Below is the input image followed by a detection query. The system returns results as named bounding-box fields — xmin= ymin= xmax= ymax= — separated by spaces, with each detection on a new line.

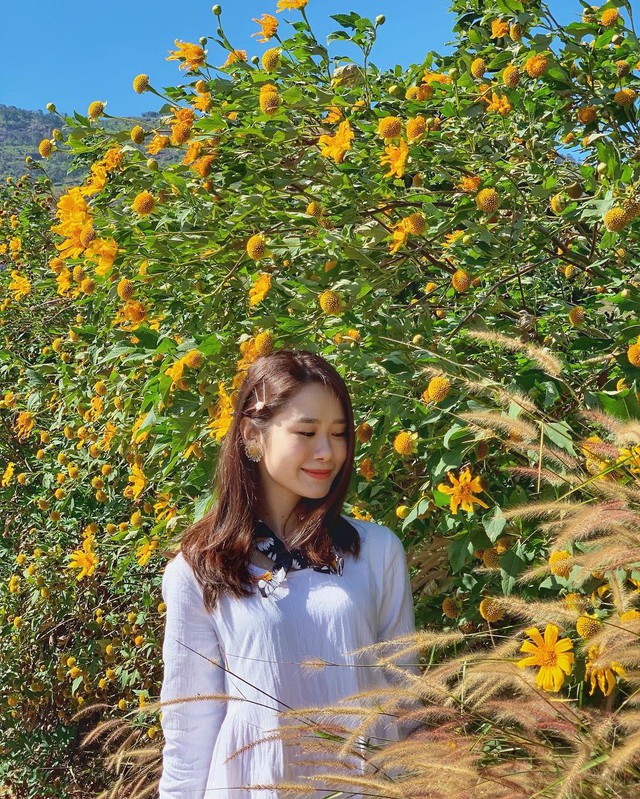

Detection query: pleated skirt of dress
xmin=205 ymin=703 xmax=378 ymax=799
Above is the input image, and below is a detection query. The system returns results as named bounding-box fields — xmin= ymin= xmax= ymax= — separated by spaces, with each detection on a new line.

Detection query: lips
xmin=302 ymin=468 xmax=333 ymax=477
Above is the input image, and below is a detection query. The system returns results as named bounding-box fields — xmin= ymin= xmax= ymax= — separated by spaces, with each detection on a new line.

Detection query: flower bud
xmin=199 ymin=36 xmax=208 ymax=46
xmin=375 ymin=15 xmax=386 ymax=25
xmin=46 ymin=102 xmax=56 ymax=113
xmin=212 ymin=4 xmax=221 ymax=14
xmin=146 ymin=158 xmax=159 ymax=171
xmin=251 ymin=55 xmax=260 ymax=65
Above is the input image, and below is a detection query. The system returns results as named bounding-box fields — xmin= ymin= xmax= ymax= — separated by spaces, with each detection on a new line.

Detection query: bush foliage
xmin=1 ymin=0 xmax=640 ymax=796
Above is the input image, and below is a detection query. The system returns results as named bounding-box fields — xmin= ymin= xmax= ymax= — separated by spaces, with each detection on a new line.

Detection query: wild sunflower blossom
xmin=389 ymin=221 xmax=410 ymax=253
xmin=113 ymin=299 xmax=147 ymax=332
xmin=393 ymin=430 xmax=418 ymax=456
xmin=549 ymin=550 xmax=573 ymax=578
xmin=388 ymin=213 xmax=424 ymax=253
xmin=323 ymin=105 xmax=343 ymax=123
xmin=585 ymin=645 xmax=626 ymax=696
xmin=166 ymin=40 xmax=206 ymax=71
xmin=380 ymin=138 xmax=409 ymax=179
xmin=81 ymin=162 xmax=108 ymax=197
xmin=51 ymin=186 xmax=93 ymax=259
xmin=406 ymin=115 xmax=426 ymax=141
xmin=136 ymin=539 xmax=158 ymax=567
xmin=146 ymin=133 xmax=171 ymax=155
xmin=9 ymin=271 xmax=31 ymax=301
xmin=318 ymin=119 xmax=354 ymax=164
xmin=1 ymin=462 xmax=15 ymax=487
xmin=193 ymin=92 xmax=212 ymax=112
xmin=192 ymin=154 xmax=216 ymax=178
xmin=164 ymin=358 xmax=189 ymax=392
xmin=437 ymin=467 xmax=489 ymax=515
xmin=458 ymin=175 xmax=481 ymax=193
xmin=277 ymin=0 xmax=308 ymax=11
xmin=252 ymin=13 xmax=278 ymax=42
xmin=377 ymin=116 xmax=403 ymax=142
xmin=618 ymin=445 xmax=640 ymax=474
xmin=486 ymin=92 xmax=512 ymax=116
xmin=67 ymin=537 xmax=99 ymax=581
xmin=490 ymin=19 xmax=510 ymax=38
xmin=15 ymin=411 xmax=35 ymax=440
xmin=183 ymin=140 xmax=204 ymax=165
xmin=443 ymin=229 xmax=464 ymax=248
xmin=249 ymin=272 xmax=272 ymax=306
xmin=206 ymin=382 xmax=235 ymax=441
xmin=132 ymin=191 xmax=155 ymax=216
xmin=516 ymin=624 xmax=574 ymax=693
xmin=422 ymin=69 xmax=451 ymax=85
xmin=127 ymin=462 xmax=147 ymax=500
xmin=221 ymin=49 xmax=247 ymax=69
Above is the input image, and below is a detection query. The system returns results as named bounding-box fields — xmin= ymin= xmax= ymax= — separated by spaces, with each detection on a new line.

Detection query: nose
xmin=313 ymin=434 xmax=335 ymax=460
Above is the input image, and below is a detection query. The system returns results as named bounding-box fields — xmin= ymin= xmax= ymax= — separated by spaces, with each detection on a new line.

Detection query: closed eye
xmin=297 ymin=432 xmax=347 ymax=437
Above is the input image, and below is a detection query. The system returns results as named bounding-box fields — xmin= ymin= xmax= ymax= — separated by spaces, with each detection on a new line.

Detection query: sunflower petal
xmin=544 ymin=623 xmax=559 ymax=649
xmin=524 ymin=627 xmax=544 ymax=647
xmin=516 ymin=655 xmax=540 ymax=668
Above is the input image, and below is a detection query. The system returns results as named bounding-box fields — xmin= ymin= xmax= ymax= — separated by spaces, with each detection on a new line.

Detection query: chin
xmin=299 ymin=484 xmax=331 ymax=498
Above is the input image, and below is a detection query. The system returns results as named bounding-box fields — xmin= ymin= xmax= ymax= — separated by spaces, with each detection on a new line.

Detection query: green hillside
xmin=0 ymin=104 xmax=168 ymax=189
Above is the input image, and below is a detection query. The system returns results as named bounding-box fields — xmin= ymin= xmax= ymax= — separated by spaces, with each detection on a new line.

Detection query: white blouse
xmin=158 ymin=516 xmax=421 ymax=799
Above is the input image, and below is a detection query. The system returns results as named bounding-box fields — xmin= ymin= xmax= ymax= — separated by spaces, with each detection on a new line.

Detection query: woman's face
xmin=245 ymin=383 xmax=349 ymax=522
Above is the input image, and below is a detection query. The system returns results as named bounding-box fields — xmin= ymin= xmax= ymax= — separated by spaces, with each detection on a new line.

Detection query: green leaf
xmin=443 ymin=423 xmax=469 ymax=449
xmin=544 ymin=421 xmax=576 ymax=455
xmin=281 ymin=87 xmax=304 ymax=105
xmin=500 ymin=545 xmax=527 ymax=596
xmin=193 ymin=491 xmax=215 ymax=523
xmin=598 ymin=390 xmax=640 ymax=420
xmin=401 ymin=504 xmax=419 ymax=530
xmin=448 ymin=535 xmax=474 ymax=573
xmin=327 ymin=31 xmax=351 ymax=43
xmin=483 ymin=507 xmax=506 ymax=543
xmin=329 ymin=12 xmax=362 ymax=30
xmin=434 ymin=450 xmax=464 ymax=474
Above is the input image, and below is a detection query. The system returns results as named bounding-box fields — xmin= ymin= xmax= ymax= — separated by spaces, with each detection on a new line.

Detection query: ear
xmin=239 ymin=417 xmax=260 ymax=446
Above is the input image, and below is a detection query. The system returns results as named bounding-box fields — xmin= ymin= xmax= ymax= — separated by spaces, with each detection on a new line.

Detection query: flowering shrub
xmin=2 ymin=0 xmax=640 ymax=795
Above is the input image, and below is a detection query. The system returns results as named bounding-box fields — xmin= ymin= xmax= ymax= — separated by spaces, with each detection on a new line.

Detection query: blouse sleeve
xmin=376 ymin=528 xmax=424 ymax=739
xmin=376 ymin=529 xmax=421 ymax=679
xmin=158 ymin=554 xmax=227 ymax=799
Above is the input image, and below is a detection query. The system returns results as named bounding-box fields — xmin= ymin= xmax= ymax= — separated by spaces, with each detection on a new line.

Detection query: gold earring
xmin=244 ymin=440 xmax=263 ymax=462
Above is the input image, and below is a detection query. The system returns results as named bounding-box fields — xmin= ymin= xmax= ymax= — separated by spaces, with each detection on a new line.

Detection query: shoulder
xmin=162 ymin=551 xmax=204 ymax=600
xmin=340 ymin=514 xmax=405 ymax=558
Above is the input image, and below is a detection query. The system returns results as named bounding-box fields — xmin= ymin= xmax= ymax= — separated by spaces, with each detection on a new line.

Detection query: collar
xmin=251 ymin=518 xmax=345 ymax=597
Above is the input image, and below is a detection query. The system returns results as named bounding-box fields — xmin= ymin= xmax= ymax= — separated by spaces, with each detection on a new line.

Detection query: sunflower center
xmin=540 ymin=649 xmax=557 ymax=667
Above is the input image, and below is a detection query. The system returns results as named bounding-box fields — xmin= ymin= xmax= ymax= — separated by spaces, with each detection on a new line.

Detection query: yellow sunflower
xmin=516 ymin=624 xmax=574 ymax=692
xmin=437 ymin=467 xmax=489 ymax=515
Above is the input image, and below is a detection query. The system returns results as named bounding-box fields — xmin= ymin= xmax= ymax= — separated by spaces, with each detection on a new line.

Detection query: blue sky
xmin=2 ymin=1 xmax=639 ymax=117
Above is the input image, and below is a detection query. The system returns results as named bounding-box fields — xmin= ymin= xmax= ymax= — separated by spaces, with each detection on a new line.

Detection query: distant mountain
xmin=0 ymin=104 xmax=165 ymax=189
xmin=0 ymin=104 xmax=67 ymax=183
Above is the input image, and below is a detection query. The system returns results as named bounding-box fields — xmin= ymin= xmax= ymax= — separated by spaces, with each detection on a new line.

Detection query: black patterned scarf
xmin=251 ymin=518 xmax=346 ymax=598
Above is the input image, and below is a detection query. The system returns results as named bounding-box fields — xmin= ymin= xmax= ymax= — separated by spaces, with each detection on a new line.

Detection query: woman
xmin=159 ymin=349 xmax=421 ymax=798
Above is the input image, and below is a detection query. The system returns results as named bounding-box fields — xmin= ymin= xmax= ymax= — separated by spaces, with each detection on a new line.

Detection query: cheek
xmin=278 ymin=436 xmax=308 ymax=459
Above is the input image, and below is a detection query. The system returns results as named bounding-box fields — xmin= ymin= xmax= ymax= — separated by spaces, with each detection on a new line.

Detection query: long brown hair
xmin=175 ymin=349 xmax=361 ymax=612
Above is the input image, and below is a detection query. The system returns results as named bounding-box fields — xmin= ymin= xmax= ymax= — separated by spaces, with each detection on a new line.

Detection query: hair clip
xmin=254 ymin=378 xmax=267 ymax=411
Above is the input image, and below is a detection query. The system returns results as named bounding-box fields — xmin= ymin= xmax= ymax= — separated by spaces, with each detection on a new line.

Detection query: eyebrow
xmin=292 ymin=417 xmax=347 ymax=424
